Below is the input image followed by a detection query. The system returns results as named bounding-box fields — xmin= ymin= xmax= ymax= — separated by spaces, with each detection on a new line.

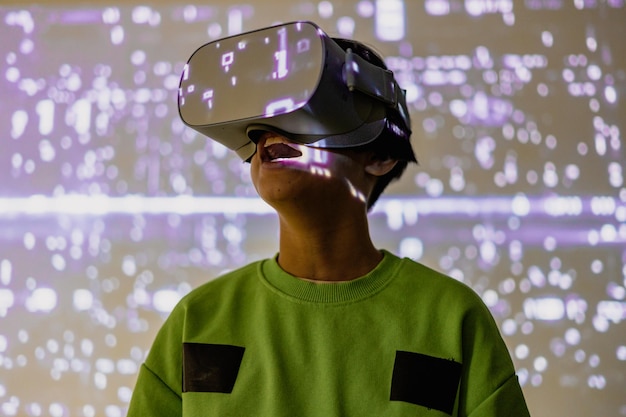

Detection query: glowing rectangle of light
xmin=0 ymin=195 xmax=274 ymax=215
xmin=228 ymin=7 xmax=243 ymax=35
xmin=36 ymin=99 xmax=54 ymax=135
xmin=0 ymin=260 xmax=11 ymax=285
xmin=375 ymin=0 xmax=405 ymax=41
xmin=0 ymin=195 xmax=622 ymax=220
xmin=523 ymin=297 xmax=565 ymax=321
xmin=425 ymin=0 xmax=451 ymax=15
xmin=71 ymin=99 xmax=92 ymax=134
xmin=597 ymin=301 xmax=626 ymax=323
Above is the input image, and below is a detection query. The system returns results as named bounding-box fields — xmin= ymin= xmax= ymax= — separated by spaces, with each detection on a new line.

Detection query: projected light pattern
xmin=0 ymin=2 xmax=625 ymax=417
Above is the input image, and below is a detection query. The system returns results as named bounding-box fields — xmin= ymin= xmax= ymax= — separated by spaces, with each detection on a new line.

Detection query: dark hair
xmin=332 ymin=38 xmax=418 ymax=210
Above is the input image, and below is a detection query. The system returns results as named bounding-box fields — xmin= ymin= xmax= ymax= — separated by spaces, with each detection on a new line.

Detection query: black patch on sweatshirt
xmin=390 ymin=350 xmax=462 ymax=415
xmin=182 ymin=343 xmax=245 ymax=393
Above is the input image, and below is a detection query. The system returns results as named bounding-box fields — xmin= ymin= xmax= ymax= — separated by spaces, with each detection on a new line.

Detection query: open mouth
xmin=262 ymin=137 xmax=303 ymax=161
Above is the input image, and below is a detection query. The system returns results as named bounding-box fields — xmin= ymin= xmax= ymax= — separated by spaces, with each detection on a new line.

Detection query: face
xmin=249 ymin=131 xmax=374 ymax=213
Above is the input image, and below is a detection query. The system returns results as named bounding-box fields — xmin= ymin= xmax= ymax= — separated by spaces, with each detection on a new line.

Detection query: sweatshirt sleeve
xmin=126 ymin=363 xmax=182 ymax=417
xmin=127 ymin=303 xmax=186 ymax=417
xmin=467 ymin=373 xmax=530 ymax=417
xmin=456 ymin=296 xmax=531 ymax=417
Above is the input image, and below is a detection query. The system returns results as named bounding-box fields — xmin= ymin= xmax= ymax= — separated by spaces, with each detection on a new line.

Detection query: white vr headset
xmin=178 ymin=21 xmax=411 ymax=161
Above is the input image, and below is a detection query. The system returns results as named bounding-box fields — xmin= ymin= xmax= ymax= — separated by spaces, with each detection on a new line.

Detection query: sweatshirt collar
xmin=259 ymin=250 xmax=399 ymax=304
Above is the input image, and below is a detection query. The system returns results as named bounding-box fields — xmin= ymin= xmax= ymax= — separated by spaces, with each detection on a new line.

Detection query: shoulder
xmin=147 ymin=258 xmax=267 ymax=347
xmin=170 ymin=258 xmax=267 ymax=315
xmin=384 ymin=251 xmax=489 ymax=314
xmin=387 ymin=251 xmax=479 ymax=295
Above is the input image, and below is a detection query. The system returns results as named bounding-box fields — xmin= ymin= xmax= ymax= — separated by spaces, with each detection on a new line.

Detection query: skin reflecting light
xmin=260 ymin=142 xmax=374 ymax=204
xmin=346 ymin=179 xmax=366 ymax=202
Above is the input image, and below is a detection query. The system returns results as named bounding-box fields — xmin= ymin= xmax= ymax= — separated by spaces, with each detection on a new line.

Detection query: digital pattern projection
xmin=0 ymin=1 xmax=625 ymax=416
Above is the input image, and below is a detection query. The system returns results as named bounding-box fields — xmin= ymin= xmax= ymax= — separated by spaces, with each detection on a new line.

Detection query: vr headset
xmin=178 ymin=21 xmax=411 ymax=161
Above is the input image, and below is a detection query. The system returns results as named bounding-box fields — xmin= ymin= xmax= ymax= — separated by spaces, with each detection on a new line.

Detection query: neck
xmin=276 ymin=211 xmax=382 ymax=282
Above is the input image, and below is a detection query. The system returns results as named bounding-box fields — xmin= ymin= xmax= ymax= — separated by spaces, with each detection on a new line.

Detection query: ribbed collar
xmin=258 ymin=250 xmax=400 ymax=304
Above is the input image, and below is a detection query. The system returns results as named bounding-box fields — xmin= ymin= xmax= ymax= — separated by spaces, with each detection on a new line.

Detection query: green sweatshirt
xmin=127 ymin=250 xmax=530 ymax=416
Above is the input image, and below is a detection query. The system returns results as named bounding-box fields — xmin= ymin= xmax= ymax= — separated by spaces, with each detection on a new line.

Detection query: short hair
xmin=332 ymin=38 xmax=418 ymax=210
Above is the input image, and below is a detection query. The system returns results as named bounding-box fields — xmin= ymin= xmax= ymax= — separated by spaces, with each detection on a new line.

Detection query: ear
xmin=364 ymin=157 xmax=398 ymax=177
